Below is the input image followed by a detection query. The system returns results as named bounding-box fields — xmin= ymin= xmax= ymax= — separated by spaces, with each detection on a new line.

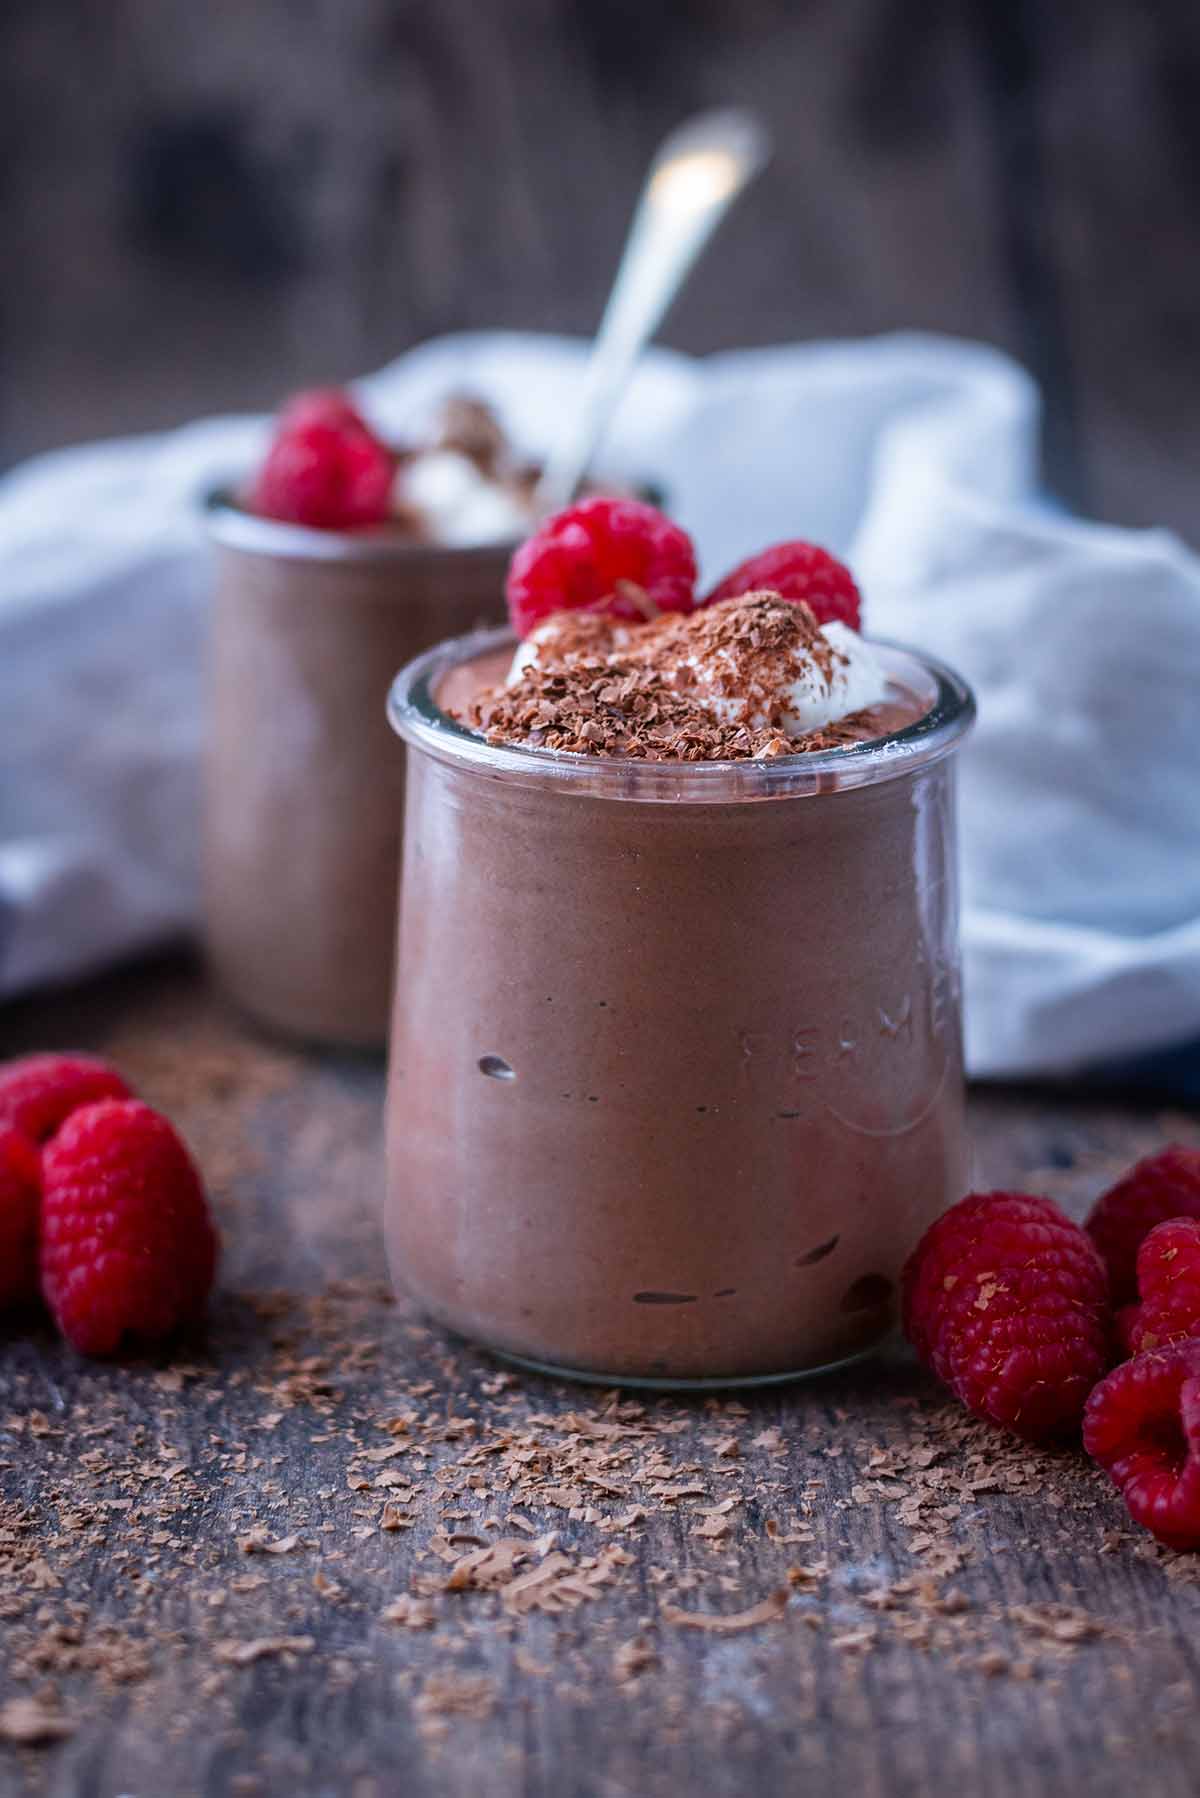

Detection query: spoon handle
xmin=536 ymin=108 xmax=770 ymax=514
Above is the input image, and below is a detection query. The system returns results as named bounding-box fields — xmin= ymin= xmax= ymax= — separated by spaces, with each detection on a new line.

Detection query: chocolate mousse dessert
xmin=471 ymin=590 xmax=927 ymax=758
xmin=385 ymin=500 xmax=976 ymax=1385
xmin=204 ymin=388 xmax=541 ymax=1047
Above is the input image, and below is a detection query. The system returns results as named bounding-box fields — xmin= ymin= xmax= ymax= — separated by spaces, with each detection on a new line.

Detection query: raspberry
xmin=702 ymin=541 xmax=862 ymax=632
xmin=506 ymin=498 xmax=697 ymax=638
xmin=1123 ymin=1218 xmax=1200 ymax=1353
xmin=273 ymin=388 xmax=363 ymax=433
xmin=249 ymin=388 xmax=394 ymax=530
xmin=0 ymin=1127 xmax=42 ymax=1310
xmin=1085 ymin=1146 xmax=1200 ymax=1303
xmin=0 ymin=1053 xmax=131 ymax=1146
xmin=1115 ymin=1303 xmax=1142 ymax=1356
xmin=41 ymin=1100 xmax=219 ymax=1357
xmin=1084 ymin=1343 xmax=1200 ymax=1550
xmin=901 ymin=1191 xmax=1111 ymax=1441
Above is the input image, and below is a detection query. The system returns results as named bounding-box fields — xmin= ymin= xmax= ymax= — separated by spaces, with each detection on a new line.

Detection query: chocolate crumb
xmin=0 ymin=1696 xmax=75 ymax=1746
xmin=464 ymin=594 xmax=905 ymax=761
xmin=660 ymin=1590 xmax=789 ymax=1633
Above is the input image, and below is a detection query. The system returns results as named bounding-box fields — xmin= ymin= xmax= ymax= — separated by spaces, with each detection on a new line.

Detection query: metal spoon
xmin=535 ymin=108 xmax=771 ymax=513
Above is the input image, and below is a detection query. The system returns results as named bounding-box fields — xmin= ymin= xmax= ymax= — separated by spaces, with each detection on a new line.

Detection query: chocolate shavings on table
xmin=660 ymin=1590 xmax=790 ymax=1633
xmin=4 ymin=1005 xmax=1195 ymax=1768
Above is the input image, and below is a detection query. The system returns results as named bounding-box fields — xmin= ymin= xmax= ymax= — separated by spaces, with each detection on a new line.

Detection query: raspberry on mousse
xmin=505 ymin=495 xmax=697 ymax=638
xmin=483 ymin=502 xmax=897 ymax=763
xmin=703 ymin=540 xmax=862 ymax=632
xmin=249 ymin=387 xmax=394 ymax=531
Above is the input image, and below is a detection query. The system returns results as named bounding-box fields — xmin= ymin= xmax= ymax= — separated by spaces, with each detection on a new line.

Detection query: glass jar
xmin=203 ymin=496 xmax=510 ymax=1047
xmin=386 ymin=626 xmax=975 ymax=1386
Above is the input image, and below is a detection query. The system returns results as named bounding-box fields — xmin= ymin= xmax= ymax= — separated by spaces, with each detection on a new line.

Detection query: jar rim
xmin=203 ymin=477 xmax=667 ymax=566
xmin=203 ymin=486 xmax=521 ymax=566
xmin=388 ymin=625 xmax=976 ymax=802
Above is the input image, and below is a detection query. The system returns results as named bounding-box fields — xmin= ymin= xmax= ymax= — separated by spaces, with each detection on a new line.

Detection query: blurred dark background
xmin=3 ymin=0 xmax=1198 ymax=540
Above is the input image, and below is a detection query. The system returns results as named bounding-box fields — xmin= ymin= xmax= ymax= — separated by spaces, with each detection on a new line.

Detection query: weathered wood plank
xmin=0 ymin=959 xmax=1198 ymax=1796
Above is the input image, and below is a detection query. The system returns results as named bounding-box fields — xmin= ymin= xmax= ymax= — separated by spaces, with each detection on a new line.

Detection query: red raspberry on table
xmin=1084 ymin=1342 xmax=1200 ymax=1551
xmin=0 ymin=1053 xmax=131 ymax=1146
xmin=506 ymin=497 xmax=697 ymax=638
xmin=41 ymin=1100 xmax=219 ymax=1357
xmin=0 ymin=1126 xmax=42 ymax=1310
xmin=1115 ymin=1303 xmax=1142 ymax=1356
xmin=249 ymin=387 xmax=394 ymax=530
xmin=1085 ymin=1146 xmax=1200 ymax=1303
xmin=1123 ymin=1218 xmax=1200 ymax=1354
xmin=902 ymin=1190 xmax=1111 ymax=1441
xmin=702 ymin=540 xmax=862 ymax=632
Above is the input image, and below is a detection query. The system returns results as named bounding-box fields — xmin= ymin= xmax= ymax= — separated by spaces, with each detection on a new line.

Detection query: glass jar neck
xmin=389 ymin=625 xmax=975 ymax=803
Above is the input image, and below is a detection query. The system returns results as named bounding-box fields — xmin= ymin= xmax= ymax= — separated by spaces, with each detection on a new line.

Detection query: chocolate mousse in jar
xmin=385 ymin=502 xmax=975 ymax=1385
xmin=204 ymin=391 xmax=536 ymax=1047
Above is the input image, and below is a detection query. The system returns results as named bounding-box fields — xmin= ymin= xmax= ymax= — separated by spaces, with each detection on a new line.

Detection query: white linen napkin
xmin=2 ymin=330 xmax=1197 ymax=1078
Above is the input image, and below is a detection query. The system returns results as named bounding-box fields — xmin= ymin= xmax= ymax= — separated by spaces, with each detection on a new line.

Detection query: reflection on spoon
xmin=536 ymin=108 xmax=771 ymax=513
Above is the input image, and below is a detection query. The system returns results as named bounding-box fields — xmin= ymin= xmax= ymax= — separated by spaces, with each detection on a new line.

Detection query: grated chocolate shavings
xmin=464 ymin=593 xmax=899 ymax=761
xmin=5 ymin=989 xmax=1191 ymax=1766
xmin=660 ymin=1589 xmax=790 ymax=1633
xmin=0 ymin=1696 xmax=76 ymax=1745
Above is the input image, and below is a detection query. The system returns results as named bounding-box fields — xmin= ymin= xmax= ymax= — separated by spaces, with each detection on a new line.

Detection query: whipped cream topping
xmin=774 ymin=619 xmax=888 ymax=734
xmin=395 ymin=450 xmax=530 ymax=548
xmin=506 ymin=598 xmax=888 ymax=736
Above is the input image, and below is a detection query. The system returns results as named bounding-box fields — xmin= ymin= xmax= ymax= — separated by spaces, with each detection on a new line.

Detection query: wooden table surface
xmin=2 ymin=957 xmax=1199 ymax=1798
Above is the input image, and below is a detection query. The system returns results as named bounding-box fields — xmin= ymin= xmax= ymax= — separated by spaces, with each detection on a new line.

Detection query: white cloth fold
xmin=2 ymin=330 xmax=1197 ymax=1077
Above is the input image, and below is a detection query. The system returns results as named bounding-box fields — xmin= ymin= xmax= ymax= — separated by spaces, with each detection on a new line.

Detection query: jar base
xmin=486 ymin=1336 xmax=889 ymax=1393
